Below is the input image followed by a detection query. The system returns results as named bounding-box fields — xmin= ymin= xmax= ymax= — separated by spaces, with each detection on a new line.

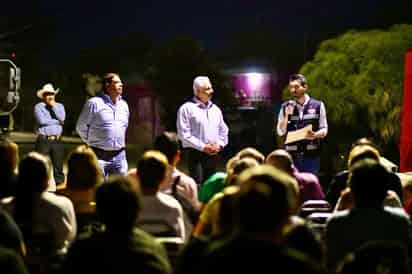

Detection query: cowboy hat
xmin=37 ymin=83 xmax=59 ymax=99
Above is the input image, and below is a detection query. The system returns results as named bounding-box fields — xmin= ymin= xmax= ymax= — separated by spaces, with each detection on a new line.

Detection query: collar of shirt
xmin=192 ymin=96 xmax=213 ymax=109
xmin=295 ymin=94 xmax=311 ymax=120
xmin=297 ymin=94 xmax=310 ymax=106
xmin=101 ymin=92 xmax=122 ymax=106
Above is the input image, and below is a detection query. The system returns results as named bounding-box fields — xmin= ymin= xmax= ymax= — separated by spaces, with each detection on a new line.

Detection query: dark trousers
xmin=35 ymin=136 xmax=65 ymax=184
xmin=187 ymin=148 xmax=218 ymax=186
xmin=293 ymin=155 xmax=320 ymax=176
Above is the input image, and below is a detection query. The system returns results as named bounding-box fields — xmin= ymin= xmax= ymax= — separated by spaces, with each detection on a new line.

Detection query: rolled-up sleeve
xmin=276 ymin=106 xmax=287 ymax=136
xmin=76 ymin=100 xmax=95 ymax=143
xmin=318 ymin=102 xmax=328 ymax=136
xmin=217 ymin=111 xmax=229 ymax=147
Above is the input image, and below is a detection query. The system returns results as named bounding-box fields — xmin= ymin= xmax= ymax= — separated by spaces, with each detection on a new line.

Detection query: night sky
xmin=4 ymin=0 xmax=407 ymax=53
xmin=1 ymin=0 xmax=411 ymax=69
xmin=55 ymin=0 xmax=379 ymax=49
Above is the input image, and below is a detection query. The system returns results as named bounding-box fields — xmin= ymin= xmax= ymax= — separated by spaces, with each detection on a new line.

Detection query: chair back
xmin=299 ymin=199 xmax=331 ymax=218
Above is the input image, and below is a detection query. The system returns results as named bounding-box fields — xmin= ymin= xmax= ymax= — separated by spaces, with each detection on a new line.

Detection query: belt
xmin=90 ymin=147 xmax=125 ymax=161
xmin=38 ymin=135 xmax=61 ymax=141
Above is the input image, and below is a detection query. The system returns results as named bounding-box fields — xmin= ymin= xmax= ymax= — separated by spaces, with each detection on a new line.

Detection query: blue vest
xmin=283 ymin=98 xmax=322 ymax=157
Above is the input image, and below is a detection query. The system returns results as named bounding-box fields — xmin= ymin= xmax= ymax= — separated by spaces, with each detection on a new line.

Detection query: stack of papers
xmin=285 ymin=125 xmax=312 ymax=144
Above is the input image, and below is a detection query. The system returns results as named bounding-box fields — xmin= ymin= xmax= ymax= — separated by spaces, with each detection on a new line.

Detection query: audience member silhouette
xmin=332 ymin=145 xmax=403 ymax=211
xmin=57 ymin=145 xmax=104 ymax=236
xmin=134 ymin=150 xmax=186 ymax=241
xmin=0 ymin=138 xmax=19 ymax=198
xmin=0 ymin=152 xmax=76 ymax=274
xmin=153 ymin=131 xmax=201 ymax=224
xmin=200 ymin=165 xmax=324 ymax=274
xmin=336 ymin=241 xmax=410 ymax=274
xmin=61 ymin=175 xmax=172 ymax=274
xmin=198 ymin=155 xmax=237 ymax=205
xmin=326 ymin=159 xmax=411 ymax=273
xmin=177 ymin=165 xmax=325 ymax=274
xmin=0 ymin=247 xmax=29 ymax=274
xmin=326 ymin=138 xmax=403 ymax=208
xmin=198 ymin=146 xmax=265 ymax=204
xmin=193 ymin=157 xmax=259 ymax=238
xmin=0 ymin=208 xmax=26 ymax=257
xmin=266 ymin=149 xmax=325 ymax=205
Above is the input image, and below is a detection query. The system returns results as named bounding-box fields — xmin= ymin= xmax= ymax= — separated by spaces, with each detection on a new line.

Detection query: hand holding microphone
xmin=285 ymin=100 xmax=295 ymax=117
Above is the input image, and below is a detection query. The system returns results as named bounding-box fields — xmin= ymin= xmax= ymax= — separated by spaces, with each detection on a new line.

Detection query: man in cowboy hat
xmin=34 ymin=83 xmax=66 ymax=185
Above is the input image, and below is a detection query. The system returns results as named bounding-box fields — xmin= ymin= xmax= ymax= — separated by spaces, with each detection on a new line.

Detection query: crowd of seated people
xmin=1 ymin=134 xmax=412 ymax=274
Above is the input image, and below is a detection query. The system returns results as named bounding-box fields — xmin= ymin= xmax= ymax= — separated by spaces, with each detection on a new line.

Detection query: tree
xmin=144 ymin=36 xmax=236 ymax=130
xmin=284 ymin=24 xmax=412 ymax=170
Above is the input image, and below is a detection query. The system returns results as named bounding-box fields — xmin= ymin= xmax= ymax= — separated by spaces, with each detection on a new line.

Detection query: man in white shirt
xmin=135 ymin=151 xmax=187 ymax=241
xmin=176 ymin=76 xmax=229 ymax=185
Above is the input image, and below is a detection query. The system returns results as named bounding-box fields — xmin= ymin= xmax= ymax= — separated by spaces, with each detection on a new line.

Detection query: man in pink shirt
xmin=265 ymin=149 xmax=325 ymax=204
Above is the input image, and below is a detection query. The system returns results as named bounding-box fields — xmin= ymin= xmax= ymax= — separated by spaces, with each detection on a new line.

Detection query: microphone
xmin=286 ymin=100 xmax=296 ymax=122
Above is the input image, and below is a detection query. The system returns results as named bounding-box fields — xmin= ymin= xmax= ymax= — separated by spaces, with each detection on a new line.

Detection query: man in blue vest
xmin=276 ymin=74 xmax=328 ymax=175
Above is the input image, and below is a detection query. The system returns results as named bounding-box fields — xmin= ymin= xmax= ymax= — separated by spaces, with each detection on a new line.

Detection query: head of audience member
xmin=193 ymin=76 xmax=213 ymax=104
xmin=214 ymin=186 xmax=241 ymax=237
xmin=226 ymin=157 xmax=259 ymax=186
xmin=210 ymin=158 xmax=260 ymax=237
xmin=224 ymin=155 xmax=239 ymax=175
xmin=136 ymin=150 xmax=168 ymax=195
xmin=0 ymin=138 xmax=18 ymax=178
xmin=95 ymin=175 xmax=141 ymax=234
xmin=153 ymin=131 xmax=180 ymax=167
xmin=66 ymin=145 xmax=103 ymax=191
xmin=265 ymin=149 xmax=301 ymax=210
xmin=349 ymin=137 xmax=400 ymax=173
xmin=350 ymin=137 xmax=376 ymax=149
xmin=235 ymin=165 xmax=297 ymax=240
xmin=336 ymin=241 xmax=410 ymax=274
xmin=348 ymin=159 xmax=389 ymax=208
xmin=14 ymin=152 xmax=50 ymax=220
xmin=347 ymin=144 xmax=380 ymax=169
xmin=18 ymin=152 xmax=50 ymax=194
xmin=236 ymin=147 xmax=265 ymax=164
xmin=265 ymin=149 xmax=294 ymax=174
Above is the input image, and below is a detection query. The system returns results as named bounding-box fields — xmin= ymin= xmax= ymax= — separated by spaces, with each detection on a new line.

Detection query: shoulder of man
xmin=181 ymin=100 xmax=197 ymax=108
xmin=87 ymin=94 xmax=104 ymax=104
xmin=158 ymin=192 xmax=183 ymax=209
xmin=307 ymin=97 xmax=324 ymax=106
xmin=34 ymin=101 xmax=45 ymax=108
xmin=280 ymin=100 xmax=291 ymax=107
xmin=177 ymin=100 xmax=197 ymax=115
